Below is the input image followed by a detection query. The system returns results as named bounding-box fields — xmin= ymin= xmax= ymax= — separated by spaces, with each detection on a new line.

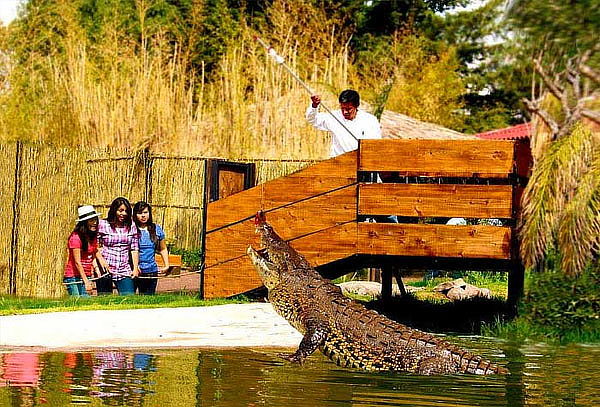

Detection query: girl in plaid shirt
xmin=97 ymin=197 xmax=140 ymax=295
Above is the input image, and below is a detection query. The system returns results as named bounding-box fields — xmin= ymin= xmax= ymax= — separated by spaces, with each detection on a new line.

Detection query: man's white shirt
xmin=306 ymin=105 xmax=382 ymax=157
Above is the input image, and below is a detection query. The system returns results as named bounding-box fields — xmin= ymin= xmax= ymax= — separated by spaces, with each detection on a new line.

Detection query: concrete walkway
xmin=0 ymin=303 xmax=302 ymax=350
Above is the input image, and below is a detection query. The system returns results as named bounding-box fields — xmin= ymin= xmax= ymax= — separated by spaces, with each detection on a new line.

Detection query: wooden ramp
xmin=203 ymin=139 xmax=531 ymax=299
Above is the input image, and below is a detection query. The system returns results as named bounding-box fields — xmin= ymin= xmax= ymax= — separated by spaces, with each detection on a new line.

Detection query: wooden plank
xmin=358 ymin=183 xmax=513 ymax=218
xmin=290 ymin=222 xmax=358 ymax=267
xmin=204 ymin=222 xmax=359 ymax=298
xmin=205 ymin=218 xmax=259 ymax=268
xmin=205 ymin=186 xmax=357 ymax=267
xmin=206 ymin=187 xmax=262 ymax=232
xmin=357 ymin=223 xmax=512 ymax=259
xmin=218 ymin=169 xmax=246 ymax=199
xmin=203 ymin=256 xmax=262 ymax=299
xmin=262 ymin=150 xmax=357 ymax=208
xmin=358 ymin=139 xmax=516 ymax=177
xmin=206 ymin=151 xmax=357 ymax=231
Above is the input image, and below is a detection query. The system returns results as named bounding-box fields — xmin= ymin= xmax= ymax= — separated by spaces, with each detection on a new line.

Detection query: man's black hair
xmin=338 ymin=89 xmax=360 ymax=107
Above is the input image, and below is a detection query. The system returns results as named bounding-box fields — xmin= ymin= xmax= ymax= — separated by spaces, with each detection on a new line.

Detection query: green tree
xmin=505 ymin=0 xmax=600 ymax=276
xmin=425 ymin=0 xmax=531 ymax=133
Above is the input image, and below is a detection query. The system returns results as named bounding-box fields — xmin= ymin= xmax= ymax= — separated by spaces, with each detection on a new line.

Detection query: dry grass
xmin=0 ymin=1 xmax=361 ymax=161
xmin=0 ymin=0 xmax=467 ymax=160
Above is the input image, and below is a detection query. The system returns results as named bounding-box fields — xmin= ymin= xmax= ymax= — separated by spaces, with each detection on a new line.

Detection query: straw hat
xmin=76 ymin=205 xmax=101 ymax=223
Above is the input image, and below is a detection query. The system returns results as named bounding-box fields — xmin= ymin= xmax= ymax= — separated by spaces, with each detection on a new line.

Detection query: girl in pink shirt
xmin=64 ymin=205 xmax=106 ymax=296
xmin=97 ymin=197 xmax=140 ymax=295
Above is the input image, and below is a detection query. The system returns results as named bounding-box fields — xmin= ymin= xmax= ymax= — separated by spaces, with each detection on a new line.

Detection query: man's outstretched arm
xmin=306 ymin=94 xmax=329 ymax=131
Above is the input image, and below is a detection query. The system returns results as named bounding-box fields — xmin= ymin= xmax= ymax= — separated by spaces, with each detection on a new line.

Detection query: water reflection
xmin=0 ymin=340 xmax=599 ymax=407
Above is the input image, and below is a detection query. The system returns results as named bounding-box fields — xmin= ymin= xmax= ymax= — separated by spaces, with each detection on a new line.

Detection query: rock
xmin=337 ymin=281 xmax=422 ymax=298
xmin=434 ymin=278 xmax=492 ymax=300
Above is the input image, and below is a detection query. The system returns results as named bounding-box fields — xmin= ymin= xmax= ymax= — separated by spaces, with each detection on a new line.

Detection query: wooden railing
xmin=203 ymin=139 xmax=531 ymax=299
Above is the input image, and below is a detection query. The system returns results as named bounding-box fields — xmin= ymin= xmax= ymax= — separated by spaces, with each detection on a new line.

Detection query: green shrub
xmin=169 ymin=247 xmax=203 ymax=268
xmin=521 ymin=261 xmax=600 ymax=338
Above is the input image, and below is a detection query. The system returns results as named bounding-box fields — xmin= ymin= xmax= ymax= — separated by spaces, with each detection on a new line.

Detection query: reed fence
xmin=0 ymin=141 xmax=315 ymax=298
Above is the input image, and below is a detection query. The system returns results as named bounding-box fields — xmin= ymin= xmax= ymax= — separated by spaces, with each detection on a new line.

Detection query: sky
xmin=0 ymin=0 xmax=18 ymax=26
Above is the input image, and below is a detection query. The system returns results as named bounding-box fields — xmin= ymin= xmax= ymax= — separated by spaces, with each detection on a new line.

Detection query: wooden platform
xmin=203 ymin=139 xmax=531 ymax=300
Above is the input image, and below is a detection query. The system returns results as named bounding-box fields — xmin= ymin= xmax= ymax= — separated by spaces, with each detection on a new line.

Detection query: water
xmin=1 ymin=338 xmax=599 ymax=406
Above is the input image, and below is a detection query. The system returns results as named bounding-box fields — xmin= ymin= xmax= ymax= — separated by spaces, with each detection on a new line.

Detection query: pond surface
xmin=1 ymin=338 xmax=599 ymax=406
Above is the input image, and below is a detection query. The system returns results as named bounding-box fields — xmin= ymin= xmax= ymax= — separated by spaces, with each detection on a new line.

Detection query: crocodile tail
xmin=460 ymin=355 xmax=508 ymax=375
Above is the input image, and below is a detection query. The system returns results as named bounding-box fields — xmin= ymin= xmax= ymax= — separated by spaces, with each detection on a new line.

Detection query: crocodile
xmin=247 ymin=211 xmax=508 ymax=375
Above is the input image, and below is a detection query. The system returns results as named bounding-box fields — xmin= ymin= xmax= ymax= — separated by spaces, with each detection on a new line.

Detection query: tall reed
xmin=0 ymin=0 xmax=359 ymax=160
xmin=0 ymin=0 xmax=469 ymax=159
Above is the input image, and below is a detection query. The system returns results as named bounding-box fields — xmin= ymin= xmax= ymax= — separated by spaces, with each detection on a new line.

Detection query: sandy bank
xmin=0 ymin=303 xmax=302 ymax=350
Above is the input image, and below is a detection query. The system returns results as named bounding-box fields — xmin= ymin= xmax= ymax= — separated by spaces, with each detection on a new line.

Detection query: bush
xmin=522 ymin=262 xmax=600 ymax=338
xmin=169 ymin=247 xmax=203 ymax=268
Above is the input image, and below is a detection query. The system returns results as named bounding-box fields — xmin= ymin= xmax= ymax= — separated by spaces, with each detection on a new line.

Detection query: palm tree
xmin=510 ymin=18 xmax=600 ymax=275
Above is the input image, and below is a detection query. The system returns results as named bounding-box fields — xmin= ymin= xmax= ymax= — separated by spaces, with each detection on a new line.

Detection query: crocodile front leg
xmin=279 ymin=326 xmax=328 ymax=364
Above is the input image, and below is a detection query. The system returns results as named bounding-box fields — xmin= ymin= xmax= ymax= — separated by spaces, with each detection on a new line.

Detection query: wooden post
xmin=9 ymin=141 xmax=22 ymax=295
xmin=368 ymin=268 xmax=381 ymax=282
xmin=381 ymin=267 xmax=392 ymax=303
xmin=507 ymin=140 xmax=531 ymax=315
xmin=199 ymin=159 xmax=210 ymax=299
xmin=392 ymin=268 xmax=407 ymax=297
xmin=143 ymin=147 xmax=153 ymax=202
xmin=507 ymin=262 xmax=525 ymax=315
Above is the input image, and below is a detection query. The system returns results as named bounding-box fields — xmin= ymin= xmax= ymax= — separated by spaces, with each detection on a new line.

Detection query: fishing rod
xmin=254 ymin=36 xmax=358 ymax=141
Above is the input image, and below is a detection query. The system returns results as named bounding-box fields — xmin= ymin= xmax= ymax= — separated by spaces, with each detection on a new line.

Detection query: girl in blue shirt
xmin=132 ymin=201 xmax=170 ymax=295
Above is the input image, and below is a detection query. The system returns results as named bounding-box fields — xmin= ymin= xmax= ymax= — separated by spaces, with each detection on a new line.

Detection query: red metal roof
xmin=475 ymin=123 xmax=532 ymax=140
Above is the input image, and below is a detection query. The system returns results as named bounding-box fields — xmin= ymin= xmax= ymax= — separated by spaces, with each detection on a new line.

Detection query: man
xmin=306 ymin=89 xmax=382 ymax=157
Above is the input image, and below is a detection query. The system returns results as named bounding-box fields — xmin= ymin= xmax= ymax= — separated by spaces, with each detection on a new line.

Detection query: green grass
xmin=0 ymin=293 xmax=251 ymax=316
xmin=406 ymin=270 xmax=508 ymax=301
xmin=482 ymin=261 xmax=600 ymax=344
xmin=482 ymin=317 xmax=600 ymax=344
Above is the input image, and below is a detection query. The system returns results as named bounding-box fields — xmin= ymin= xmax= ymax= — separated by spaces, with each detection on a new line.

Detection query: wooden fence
xmin=0 ymin=141 xmax=314 ymax=297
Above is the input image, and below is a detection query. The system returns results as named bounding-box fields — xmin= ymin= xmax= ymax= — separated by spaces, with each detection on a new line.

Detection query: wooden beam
xmin=358 ymin=183 xmax=513 ymax=218
xmin=359 ymin=139 xmax=516 ymax=177
xmin=514 ymin=140 xmax=533 ymax=178
xmin=206 ymin=151 xmax=357 ymax=231
xmin=358 ymin=223 xmax=512 ymax=259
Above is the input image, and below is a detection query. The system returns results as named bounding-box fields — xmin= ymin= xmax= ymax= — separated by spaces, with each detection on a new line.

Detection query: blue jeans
xmin=64 ymin=277 xmax=90 ymax=297
xmin=135 ymin=273 xmax=158 ymax=295
xmin=95 ymin=274 xmax=113 ymax=295
xmin=114 ymin=277 xmax=135 ymax=295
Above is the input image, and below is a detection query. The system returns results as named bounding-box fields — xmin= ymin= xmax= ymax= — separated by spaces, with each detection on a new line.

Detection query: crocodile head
xmin=247 ymin=244 xmax=280 ymax=289
xmin=247 ymin=211 xmax=312 ymax=290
